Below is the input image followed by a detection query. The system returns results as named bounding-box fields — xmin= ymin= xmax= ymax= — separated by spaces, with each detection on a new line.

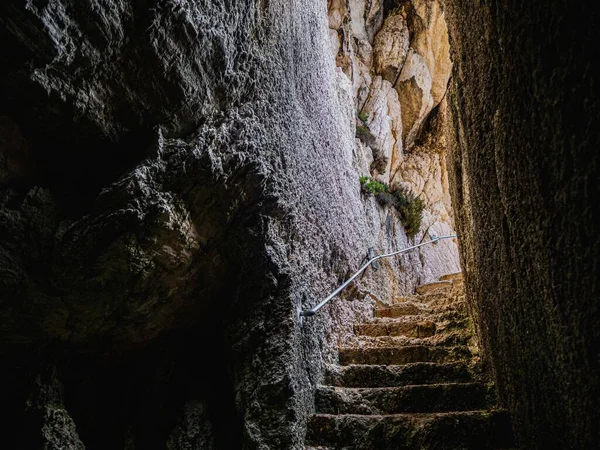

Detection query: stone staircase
xmin=305 ymin=273 xmax=516 ymax=450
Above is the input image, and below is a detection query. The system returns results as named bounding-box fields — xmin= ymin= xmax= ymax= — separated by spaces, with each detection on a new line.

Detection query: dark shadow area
xmin=0 ymin=303 xmax=244 ymax=449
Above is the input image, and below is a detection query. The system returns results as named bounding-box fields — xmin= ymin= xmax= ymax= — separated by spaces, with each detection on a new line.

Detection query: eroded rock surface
xmin=327 ymin=0 xmax=459 ymax=293
xmin=2 ymin=0 xmax=461 ymax=448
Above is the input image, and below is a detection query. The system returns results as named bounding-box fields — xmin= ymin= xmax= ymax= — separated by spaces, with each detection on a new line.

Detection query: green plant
xmin=356 ymin=124 xmax=370 ymax=135
xmin=360 ymin=176 xmax=387 ymax=195
xmin=391 ymin=187 xmax=425 ymax=237
xmin=358 ymin=111 xmax=369 ymax=123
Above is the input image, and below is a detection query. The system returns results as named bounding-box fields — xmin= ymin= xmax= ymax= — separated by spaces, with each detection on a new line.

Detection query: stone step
xmin=389 ymin=297 xmax=467 ymax=314
xmin=307 ymin=410 xmax=515 ymax=450
xmin=415 ymin=280 xmax=453 ymax=295
xmin=351 ymin=331 xmax=473 ymax=348
xmin=339 ymin=345 xmax=471 ymax=365
xmin=375 ymin=300 xmax=467 ymax=318
xmin=376 ymin=303 xmax=424 ymax=317
xmin=394 ymin=289 xmax=460 ymax=305
xmin=357 ymin=314 xmax=470 ymax=338
xmin=440 ymin=272 xmax=463 ymax=281
xmin=323 ymin=362 xmax=473 ymax=388
xmin=356 ymin=319 xmax=436 ymax=337
xmin=315 ymin=383 xmax=493 ymax=415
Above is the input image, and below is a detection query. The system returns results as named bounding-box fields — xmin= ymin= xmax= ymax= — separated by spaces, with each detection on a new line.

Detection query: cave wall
xmin=443 ymin=1 xmax=599 ymax=448
xmin=0 ymin=0 xmax=460 ymax=448
xmin=0 ymin=0 xmax=371 ymax=448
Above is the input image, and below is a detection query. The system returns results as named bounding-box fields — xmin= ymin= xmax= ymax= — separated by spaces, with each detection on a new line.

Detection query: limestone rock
xmin=397 ymin=49 xmax=435 ymax=145
xmin=373 ymin=13 xmax=410 ymax=84
xmin=444 ymin=0 xmax=600 ymax=448
xmin=348 ymin=0 xmax=384 ymax=42
xmin=329 ymin=0 xmax=460 ymax=297
xmin=1 ymin=0 xmax=460 ymax=448
xmin=360 ymin=76 xmax=403 ymax=182
xmin=393 ymin=1 xmax=452 ymax=148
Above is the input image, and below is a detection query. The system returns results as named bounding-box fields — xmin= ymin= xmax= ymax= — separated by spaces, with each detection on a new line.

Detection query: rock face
xmin=25 ymin=369 xmax=85 ymax=450
xmin=1 ymin=0 xmax=459 ymax=448
xmin=443 ymin=0 xmax=600 ymax=449
xmin=328 ymin=0 xmax=459 ymax=290
xmin=396 ymin=0 xmax=451 ymax=147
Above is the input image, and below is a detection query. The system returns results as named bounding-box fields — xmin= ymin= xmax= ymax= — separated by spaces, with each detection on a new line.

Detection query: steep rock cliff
xmin=327 ymin=0 xmax=458 ymax=292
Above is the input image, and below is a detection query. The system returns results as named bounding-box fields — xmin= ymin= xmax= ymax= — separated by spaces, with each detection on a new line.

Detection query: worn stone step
xmin=324 ymin=362 xmax=473 ymax=388
xmin=373 ymin=310 xmax=468 ymax=322
xmin=376 ymin=301 xmax=467 ymax=318
xmin=415 ymin=280 xmax=453 ymax=295
xmin=356 ymin=319 xmax=436 ymax=337
xmin=395 ymin=288 xmax=460 ymax=305
xmin=351 ymin=331 xmax=473 ymax=348
xmin=315 ymin=383 xmax=492 ymax=415
xmin=425 ymin=297 xmax=467 ymax=312
xmin=353 ymin=316 xmax=471 ymax=340
xmin=376 ymin=303 xmax=424 ymax=317
xmin=374 ymin=308 xmax=468 ymax=325
xmin=339 ymin=345 xmax=471 ymax=365
xmin=439 ymin=272 xmax=463 ymax=282
xmin=307 ymin=410 xmax=515 ymax=450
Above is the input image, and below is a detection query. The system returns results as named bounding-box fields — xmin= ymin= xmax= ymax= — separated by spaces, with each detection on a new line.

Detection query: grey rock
xmin=167 ymin=400 xmax=215 ymax=450
xmin=26 ymin=369 xmax=85 ymax=450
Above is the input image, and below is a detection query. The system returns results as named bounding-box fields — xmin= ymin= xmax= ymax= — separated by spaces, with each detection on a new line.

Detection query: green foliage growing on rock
xmin=360 ymin=176 xmax=387 ymax=194
xmin=392 ymin=187 xmax=425 ymax=237
xmin=356 ymin=124 xmax=370 ymax=135
xmin=359 ymin=178 xmax=425 ymax=238
xmin=356 ymin=124 xmax=378 ymax=149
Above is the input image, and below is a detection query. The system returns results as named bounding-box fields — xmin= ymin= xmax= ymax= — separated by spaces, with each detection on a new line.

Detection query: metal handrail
xmin=299 ymin=234 xmax=457 ymax=323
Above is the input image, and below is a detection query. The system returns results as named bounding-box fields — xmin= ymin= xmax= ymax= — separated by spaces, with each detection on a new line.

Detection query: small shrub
xmin=356 ymin=124 xmax=369 ymax=135
xmin=360 ymin=176 xmax=387 ymax=195
xmin=358 ymin=111 xmax=369 ymax=123
xmin=391 ymin=187 xmax=425 ymax=237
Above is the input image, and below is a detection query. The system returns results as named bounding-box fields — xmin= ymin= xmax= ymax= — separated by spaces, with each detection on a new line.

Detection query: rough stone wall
xmin=443 ymin=1 xmax=600 ymax=448
xmin=1 ymin=0 xmax=460 ymax=448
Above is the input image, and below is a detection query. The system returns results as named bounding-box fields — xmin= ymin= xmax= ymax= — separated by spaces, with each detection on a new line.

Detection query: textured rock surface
xmin=395 ymin=0 xmax=451 ymax=147
xmin=444 ymin=0 xmax=600 ymax=448
xmin=328 ymin=0 xmax=460 ymax=292
xmin=0 ymin=0 xmax=460 ymax=448
xmin=24 ymin=369 xmax=85 ymax=450
xmin=167 ymin=400 xmax=215 ymax=450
